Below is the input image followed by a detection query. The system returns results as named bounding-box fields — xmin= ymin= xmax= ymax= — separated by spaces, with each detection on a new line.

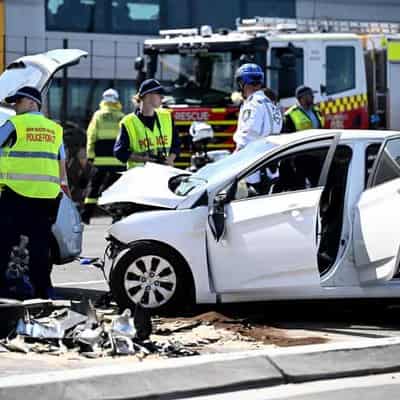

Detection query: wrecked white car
xmin=100 ymin=130 xmax=400 ymax=313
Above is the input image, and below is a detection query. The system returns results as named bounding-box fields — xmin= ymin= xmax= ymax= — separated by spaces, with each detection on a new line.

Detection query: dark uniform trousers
xmin=82 ymin=166 xmax=123 ymax=222
xmin=0 ymin=188 xmax=60 ymax=298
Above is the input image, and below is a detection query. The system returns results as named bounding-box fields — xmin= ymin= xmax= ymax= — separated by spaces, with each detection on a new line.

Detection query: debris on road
xmin=0 ymin=299 xmax=329 ymax=362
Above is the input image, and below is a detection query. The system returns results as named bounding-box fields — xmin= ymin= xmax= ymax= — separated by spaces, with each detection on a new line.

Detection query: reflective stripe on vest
xmin=8 ymin=151 xmax=58 ymax=160
xmin=286 ymin=106 xmax=324 ymax=131
xmin=121 ymin=109 xmax=173 ymax=169
xmin=0 ymin=172 xmax=60 ymax=183
xmin=0 ymin=113 xmax=62 ymax=199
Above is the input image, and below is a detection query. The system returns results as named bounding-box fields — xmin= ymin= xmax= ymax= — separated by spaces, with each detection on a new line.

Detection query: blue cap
xmin=138 ymin=79 xmax=165 ymax=98
xmin=5 ymin=86 xmax=42 ymax=106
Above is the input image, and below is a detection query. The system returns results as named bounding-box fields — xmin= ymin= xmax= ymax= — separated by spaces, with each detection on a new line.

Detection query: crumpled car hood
xmin=98 ymin=163 xmax=189 ymax=209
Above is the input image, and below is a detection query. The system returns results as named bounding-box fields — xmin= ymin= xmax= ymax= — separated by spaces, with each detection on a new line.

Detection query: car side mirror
xmin=208 ymin=197 xmax=226 ymax=242
xmin=208 ymin=181 xmax=236 ymax=242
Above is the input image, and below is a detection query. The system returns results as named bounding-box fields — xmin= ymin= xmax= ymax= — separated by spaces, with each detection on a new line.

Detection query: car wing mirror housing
xmin=208 ymin=199 xmax=226 ymax=242
xmin=208 ymin=181 xmax=237 ymax=242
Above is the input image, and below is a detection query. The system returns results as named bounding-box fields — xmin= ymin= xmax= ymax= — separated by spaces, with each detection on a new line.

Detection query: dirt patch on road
xmin=158 ymin=311 xmax=328 ymax=347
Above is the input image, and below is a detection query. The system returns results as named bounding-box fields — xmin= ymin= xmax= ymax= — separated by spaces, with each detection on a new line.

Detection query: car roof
xmin=266 ymin=129 xmax=399 ymax=147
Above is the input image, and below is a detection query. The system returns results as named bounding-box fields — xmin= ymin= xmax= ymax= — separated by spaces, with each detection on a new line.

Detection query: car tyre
xmin=110 ymin=241 xmax=193 ymax=315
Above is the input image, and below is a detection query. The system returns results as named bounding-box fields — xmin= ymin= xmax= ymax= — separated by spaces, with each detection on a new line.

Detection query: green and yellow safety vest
xmin=86 ymin=101 xmax=125 ymax=167
xmin=0 ymin=113 xmax=62 ymax=199
xmin=285 ymin=105 xmax=324 ymax=131
xmin=121 ymin=108 xmax=173 ymax=169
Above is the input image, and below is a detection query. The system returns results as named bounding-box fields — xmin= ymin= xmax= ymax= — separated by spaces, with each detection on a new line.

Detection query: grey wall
xmin=297 ymin=0 xmax=400 ymax=22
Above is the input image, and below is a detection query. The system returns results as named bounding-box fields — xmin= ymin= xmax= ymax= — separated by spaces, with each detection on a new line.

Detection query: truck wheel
xmin=110 ymin=242 xmax=193 ymax=314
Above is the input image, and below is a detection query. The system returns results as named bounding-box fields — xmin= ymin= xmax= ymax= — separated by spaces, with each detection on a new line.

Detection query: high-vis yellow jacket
xmin=285 ymin=105 xmax=324 ymax=132
xmin=86 ymin=101 xmax=125 ymax=167
xmin=120 ymin=108 xmax=173 ymax=169
xmin=0 ymin=113 xmax=62 ymax=199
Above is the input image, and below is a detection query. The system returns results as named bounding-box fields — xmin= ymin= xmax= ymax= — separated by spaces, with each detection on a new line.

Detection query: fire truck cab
xmin=141 ymin=18 xmax=400 ymax=167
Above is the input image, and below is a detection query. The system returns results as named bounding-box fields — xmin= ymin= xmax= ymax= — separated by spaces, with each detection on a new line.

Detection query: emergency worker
xmin=284 ymin=85 xmax=324 ymax=132
xmin=233 ymin=64 xmax=282 ymax=193
xmin=114 ymin=79 xmax=180 ymax=168
xmin=81 ymin=88 xmax=125 ymax=224
xmin=0 ymin=86 xmax=68 ymax=298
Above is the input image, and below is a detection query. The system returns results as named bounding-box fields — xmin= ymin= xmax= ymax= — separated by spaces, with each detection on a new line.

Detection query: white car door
xmin=207 ymin=136 xmax=339 ymax=293
xmin=353 ymin=136 xmax=400 ymax=283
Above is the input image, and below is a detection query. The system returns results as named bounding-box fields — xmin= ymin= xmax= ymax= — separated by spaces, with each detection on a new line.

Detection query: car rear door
xmin=207 ymin=134 xmax=340 ymax=293
xmin=353 ymin=136 xmax=400 ymax=283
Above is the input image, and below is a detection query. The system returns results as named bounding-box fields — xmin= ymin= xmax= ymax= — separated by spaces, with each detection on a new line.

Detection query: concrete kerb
xmin=1 ymin=337 xmax=400 ymax=400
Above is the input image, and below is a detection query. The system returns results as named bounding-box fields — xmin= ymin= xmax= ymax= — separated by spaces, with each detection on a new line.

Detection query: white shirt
xmin=233 ymin=90 xmax=283 ymax=149
xmin=233 ymin=90 xmax=283 ymax=184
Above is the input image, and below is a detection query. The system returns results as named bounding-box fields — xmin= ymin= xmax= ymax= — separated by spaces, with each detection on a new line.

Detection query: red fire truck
xmin=140 ymin=17 xmax=400 ymax=167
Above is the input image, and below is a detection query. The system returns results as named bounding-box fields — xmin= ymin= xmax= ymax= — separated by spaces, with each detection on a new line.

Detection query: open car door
xmin=206 ymin=134 xmax=340 ymax=294
xmin=353 ymin=136 xmax=400 ymax=283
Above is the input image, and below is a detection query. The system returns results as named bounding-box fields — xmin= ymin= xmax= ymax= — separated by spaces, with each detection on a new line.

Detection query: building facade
xmin=3 ymin=0 xmax=400 ymax=126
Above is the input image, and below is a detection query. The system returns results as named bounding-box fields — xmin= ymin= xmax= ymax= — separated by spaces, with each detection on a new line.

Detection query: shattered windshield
xmin=150 ymin=50 xmax=255 ymax=106
xmin=173 ymin=139 xmax=278 ymax=196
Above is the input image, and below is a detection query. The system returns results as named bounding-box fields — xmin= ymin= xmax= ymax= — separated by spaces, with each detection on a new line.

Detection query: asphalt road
xmin=52 ymin=217 xmax=400 ymax=341
xmin=189 ymin=372 xmax=400 ymax=400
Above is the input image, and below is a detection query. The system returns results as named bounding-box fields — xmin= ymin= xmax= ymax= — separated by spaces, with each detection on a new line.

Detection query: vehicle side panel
xmin=108 ymin=207 xmax=216 ymax=303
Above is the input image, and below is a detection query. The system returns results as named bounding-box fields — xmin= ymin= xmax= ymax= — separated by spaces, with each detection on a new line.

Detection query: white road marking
xmin=55 ymin=280 xmax=106 ymax=287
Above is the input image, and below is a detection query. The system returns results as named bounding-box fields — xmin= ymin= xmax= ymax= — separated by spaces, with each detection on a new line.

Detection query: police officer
xmin=0 ymin=86 xmax=68 ymax=298
xmin=114 ymin=79 xmax=180 ymax=168
xmin=233 ymin=64 xmax=282 ymax=192
xmin=234 ymin=64 xmax=282 ymax=150
xmin=81 ymin=88 xmax=125 ymax=224
xmin=284 ymin=85 xmax=324 ymax=132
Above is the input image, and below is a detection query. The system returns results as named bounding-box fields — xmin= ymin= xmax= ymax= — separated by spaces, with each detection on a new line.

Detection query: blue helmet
xmin=235 ymin=63 xmax=264 ymax=86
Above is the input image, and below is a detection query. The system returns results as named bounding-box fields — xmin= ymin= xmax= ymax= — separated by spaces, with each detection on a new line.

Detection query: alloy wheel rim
xmin=124 ymin=255 xmax=177 ymax=308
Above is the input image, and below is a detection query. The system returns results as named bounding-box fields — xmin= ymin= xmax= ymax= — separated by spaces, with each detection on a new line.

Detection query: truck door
xmin=267 ymin=41 xmax=305 ymax=110
xmin=387 ymin=39 xmax=400 ymax=130
xmin=321 ymin=39 xmax=368 ymax=129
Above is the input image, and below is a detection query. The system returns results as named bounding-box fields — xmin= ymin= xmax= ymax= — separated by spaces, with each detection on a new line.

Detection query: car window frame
xmin=364 ymin=142 xmax=383 ymax=189
xmin=366 ymin=135 xmax=400 ymax=189
xmin=228 ymin=133 xmax=342 ymax=203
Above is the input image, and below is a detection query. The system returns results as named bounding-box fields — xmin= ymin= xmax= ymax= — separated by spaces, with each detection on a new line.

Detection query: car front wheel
xmin=110 ymin=242 xmax=193 ymax=314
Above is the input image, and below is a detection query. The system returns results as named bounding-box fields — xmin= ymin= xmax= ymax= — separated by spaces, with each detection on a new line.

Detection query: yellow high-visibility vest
xmin=86 ymin=101 xmax=125 ymax=167
xmin=285 ymin=105 xmax=324 ymax=131
xmin=121 ymin=108 xmax=173 ymax=169
xmin=0 ymin=113 xmax=62 ymax=199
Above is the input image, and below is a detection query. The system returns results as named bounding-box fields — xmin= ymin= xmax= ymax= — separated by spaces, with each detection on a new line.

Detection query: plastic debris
xmin=73 ymin=325 xmax=104 ymax=352
xmin=1 ymin=336 xmax=29 ymax=353
xmin=111 ymin=309 xmax=136 ymax=338
xmin=59 ymin=310 xmax=88 ymax=332
xmin=71 ymin=298 xmax=98 ymax=327
xmin=112 ymin=335 xmax=136 ymax=355
xmin=16 ymin=317 xmax=64 ymax=339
